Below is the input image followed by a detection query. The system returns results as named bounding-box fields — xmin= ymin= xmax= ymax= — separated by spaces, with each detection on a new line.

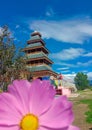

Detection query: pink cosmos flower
xmin=0 ymin=79 xmax=79 ymax=130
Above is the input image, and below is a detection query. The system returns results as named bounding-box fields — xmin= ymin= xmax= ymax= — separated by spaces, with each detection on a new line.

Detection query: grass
xmin=79 ymin=99 xmax=92 ymax=123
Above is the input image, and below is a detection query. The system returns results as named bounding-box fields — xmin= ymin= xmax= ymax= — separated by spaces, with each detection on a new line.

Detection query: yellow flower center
xmin=20 ymin=114 xmax=39 ymax=130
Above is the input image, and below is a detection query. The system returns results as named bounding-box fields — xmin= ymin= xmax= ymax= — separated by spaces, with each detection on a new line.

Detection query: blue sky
xmin=0 ymin=0 xmax=92 ymax=80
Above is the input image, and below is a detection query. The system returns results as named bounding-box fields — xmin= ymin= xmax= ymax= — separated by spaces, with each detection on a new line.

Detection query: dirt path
xmin=71 ymin=99 xmax=92 ymax=130
xmin=69 ymin=90 xmax=92 ymax=130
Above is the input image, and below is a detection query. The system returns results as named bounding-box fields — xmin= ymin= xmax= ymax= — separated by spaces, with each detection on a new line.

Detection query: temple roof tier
xmin=26 ymin=56 xmax=53 ymax=64
xmin=32 ymin=70 xmax=57 ymax=78
xmin=27 ymin=65 xmax=52 ymax=72
xmin=23 ymin=45 xmax=49 ymax=54
xmin=27 ymin=39 xmax=45 ymax=46
xmin=26 ymin=52 xmax=48 ymax=59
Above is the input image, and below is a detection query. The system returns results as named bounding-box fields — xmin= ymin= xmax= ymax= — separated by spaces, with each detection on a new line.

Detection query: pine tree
xmin=74 ymin=72 xmax=89 ymax=90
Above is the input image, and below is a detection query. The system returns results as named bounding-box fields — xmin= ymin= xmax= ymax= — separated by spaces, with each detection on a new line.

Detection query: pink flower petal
xmin=0 ymin=93 xmax=22 ymax=125
xmin=39 ymin=126 xmax=68 ymax=130
xmin=0 ymin=80 xmax=79 ymax=130
xmin=68 ymin=125 xmax=80 ymax=130
xmin=39 ymin=126 xmax=80 ymax=130
xmin=29 ymin=79 xmax=56 ymax=116
xmin=40 ymin=96 xmax=74 ymax=129
xmin=8 ymin=80 xmax=31 ymax=114
xmin=0 ymin=125 xmax=19 ymax=130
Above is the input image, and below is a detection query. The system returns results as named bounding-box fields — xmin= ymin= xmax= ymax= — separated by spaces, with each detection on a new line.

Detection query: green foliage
xmin=89 ymin=87 xmax=92 ymax=91
xmin=74 ymin=72 xmax=89 ymax=90
xmin=0 ymin=26 xmax=15 ymax=74
xmin=79 ymin=99 xmax=92 ymax=123
xmin=0 ymin=25 xmax=27 ymax=91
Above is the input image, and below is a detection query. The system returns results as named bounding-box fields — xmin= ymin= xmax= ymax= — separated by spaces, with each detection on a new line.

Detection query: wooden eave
xmin=27 ymin=39 xmax=45 ymax=46
xmin=23 ymin=45 xmax=49 ymax=54
xmin=32 ymin=70 xmax=58 ymax=78
xmin=26 ymin=56 xmax=53 ymax=64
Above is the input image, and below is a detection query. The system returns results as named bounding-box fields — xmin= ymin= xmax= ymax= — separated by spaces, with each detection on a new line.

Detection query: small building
xmin=23 ymin=31 xmax=57 ymax=79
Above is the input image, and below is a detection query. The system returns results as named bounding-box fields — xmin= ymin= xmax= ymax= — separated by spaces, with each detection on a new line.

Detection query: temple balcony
xmin=26 ymin=52 xmax=48 ymax=59
xmin=26 ymin=64 xmax=52 ymax=72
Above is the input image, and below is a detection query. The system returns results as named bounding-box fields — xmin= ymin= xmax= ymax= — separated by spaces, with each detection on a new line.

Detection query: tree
xmin=74 ymin=72 xmax=89 ymax=90
xmin=0 ymin=25 xmax=27 ymax=91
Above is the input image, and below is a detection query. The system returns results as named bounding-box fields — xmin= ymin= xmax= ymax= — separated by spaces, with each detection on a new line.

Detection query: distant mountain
xmin=62 ymin=75 xmax=77 ymax=91
xmin=63 ymin=75 xmax=75 ymax=84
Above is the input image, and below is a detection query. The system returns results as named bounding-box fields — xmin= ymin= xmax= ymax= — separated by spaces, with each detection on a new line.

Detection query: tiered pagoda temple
xmin=23 ymin=31 xmax=57 ymax=79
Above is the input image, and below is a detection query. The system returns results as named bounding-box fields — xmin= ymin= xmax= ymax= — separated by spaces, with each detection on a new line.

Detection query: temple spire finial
xmin=31 ymin=31 xmax=41 ymax=37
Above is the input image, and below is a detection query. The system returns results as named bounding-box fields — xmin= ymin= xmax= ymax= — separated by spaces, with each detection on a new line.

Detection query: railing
xmin=26 ymin=52 xmax=48 ymax=59
xmin=27 ymin=64 xmax=52 ymax=72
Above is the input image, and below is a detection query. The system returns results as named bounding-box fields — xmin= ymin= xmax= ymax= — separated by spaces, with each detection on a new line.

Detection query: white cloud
xmin=61 ymin=70 xmax=70 ymax=73
xmin=50 ymin=48 xmax=84 ymax=60
xmin=57 ymin=67 xmax=69 ymax=70
xmin=77 ymin=60 xmax=92 ymax=67
xmin=84 ymin=52 xmax=92 ymax=57
xmin=30 ymin=17 xmax=92 ymax=44
xmin=63 ymin=73 xmax=76 ymax=78
xmin=82 ymin=70 xmax=88 ymax=73
xmin=60 ymin=72 xmax=92 ymax=82
xmin=55 ymin=62 xmax=76 ymax=67
xmin=63 ymin=73 xmax=76 ymax=83
xmin=55 ymin=60 xmax=92 ymax=68
xmin=56 ymin=67 xmax=70 ymax=73
xmin=87 ymin=72 xmax=92 ymax=80
xmin=63 ymin=72 xmax=92 ymax=83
